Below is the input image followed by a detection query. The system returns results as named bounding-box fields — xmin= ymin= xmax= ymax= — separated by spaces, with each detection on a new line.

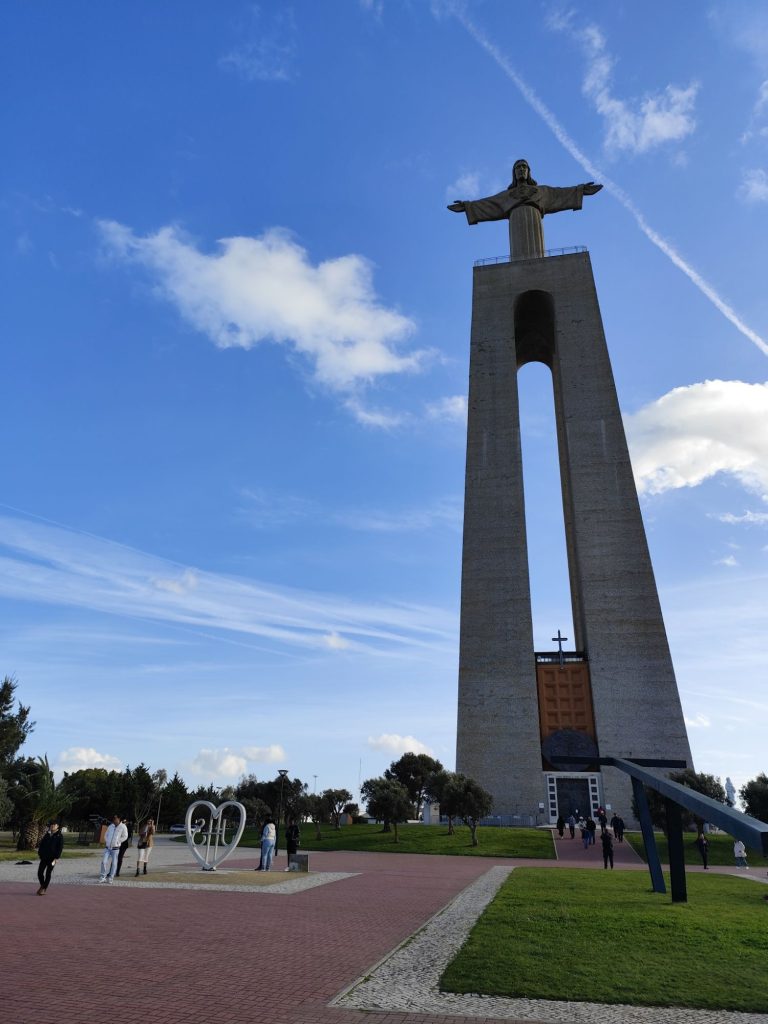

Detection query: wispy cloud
xmin=219 ymin=7 xmax=297 ymax=83
xmin=0 ymin=512 xmax=456 ymax=656
xmin=367 ymin=733 xmax=434 ymax=756
xmin=713 ymin=511 xmax=768 ymax=527
xmin=445 ymin=5 xmax=768 ymax=358
xmin=445 ymin=172 xmax=481 ymax=202
xmin=335 ymin=497 xmax=462 ymax=533
xmin=684 ymin=714 xmax=711 ymax=729
xmin=98 ymin=222 xmax=429 ymax=421
xmin=739 ymin=168 xmax=768 ymax=203
xmin=715 ymin=555 xmax=739 ymax=568
xmin=425 ymin=395 xmax=467 ymax=423
xmin=549 ymin=14 xmax=698 ymax=156
xmin=625 ymin=380 xmax=768 ymax=498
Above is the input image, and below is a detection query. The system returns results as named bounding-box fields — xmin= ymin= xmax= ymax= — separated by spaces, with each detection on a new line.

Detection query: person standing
xmin=567 ymin=814 xmax=576 ymax=839
xmin=733 ymin=839 xmax=748 ymax=869
xmin=115 ymin=817 xmax=132 ymax=878
xmin=284 ymin=818 xmax=300 ymax=871
xmin=260 ymin=818 xmax=276 ymax=872
xmin=696 ymin=833 xmax=709 ymax=870
xmin=135 ymin=818 xmax=155 ymax=876
xmin=99 ymin=814 xmax=128 ymax=884
xmin=579 ymin=817 xmax=589 ymax=850
xmin=36 ymin=821 xmax=64 ymax=895
xmin=586 ymin=816 xmax=597 ymax=846
xmin=555 ymin=815 xmax=565 ymax=838
xmin=601 ymin=829 xmax=615 ymax=869
xmin=597 ymin=809 xmax=608 ymax=833
xmin=615 ymin=816 xmax=625 ymax=842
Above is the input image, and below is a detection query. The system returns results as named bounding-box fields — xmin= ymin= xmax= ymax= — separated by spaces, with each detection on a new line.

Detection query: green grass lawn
xmin=0 ymin=831 xmax=97 ymax=859
xmin=626 ymin=831 xmax=768 ymax=868
xmin=440 ymin=868 xmax=768 ymax=1012
xmin=183 ymin=823 xmax=555 ymax=859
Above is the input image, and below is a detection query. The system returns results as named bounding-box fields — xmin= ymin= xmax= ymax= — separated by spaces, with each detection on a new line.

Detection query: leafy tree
xmin=633 ymin=769 xmax=727 ymax=835
xmin=159 ymin=772 xmax=189 ymax=826
xmin=0 ymin=676 xmax=34 ymax=770
xmin=240 ymin=797 xmax=271 ymax=827
xmin=740 ymin=773 xmax=768 ymax=823
xmin=124 ymin=764 xmax=158 ymax=829
xmin=322 ymin=788 xmax=353 ymax=830
xmin=445 ymin=774 xmax=493 ymax=846
xmin=14 ymin=755 xmax=72 ymax=850
xmin=58 ymin=767 xmax=124 ymax=823
xmin=0 ymin=776 xmax=13 ymax=827
xmin=305 ymin=793 xmax=327 ymax=839
xmin=426 ymin=769 xmax=460 ymax=834
xmin=384 ymin=752 xmax=443 ymax=819
xmin=361 ymin=777 xmax=412 ymax=842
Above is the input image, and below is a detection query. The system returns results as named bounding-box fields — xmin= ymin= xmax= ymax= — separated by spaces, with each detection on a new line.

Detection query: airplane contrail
xmin=454 ymin=8 xmax=768 ymax=358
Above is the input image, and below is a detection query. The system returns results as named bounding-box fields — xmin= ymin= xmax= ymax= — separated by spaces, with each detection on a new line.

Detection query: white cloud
xmin=0 ymin=513 xmax=456 ymax=656
xmin=367 ymin=733 xmax=435 ymax=756
xmin=57 ymin=746 xmax=122 ymax=773
xmin=445 ymin=172 xmax=481 ymax=202
xmin=625 ymin=380 xmax=768 ymax=498
xmin=99 ymin=222 xmax=426 ymax=399
xmin=153 ymin=569 xmax=199 ymax=595
xmin=343 ymin=396 xmax=407 ymax=429
xmin=219 ymin=7 xmax=297 ymax=83
xmin=715 ymin=555 xmax=739 ymax=568
xmin=739 ymin=168 xmax=768 ymax=203
xmin=240 ymin=744 xmax=286 ymax=763
xmin=324 ymin=631 xmax=350 ymax=650
xmin=714 ymin=511 xmax=768 ymax=527
xmin=550 ymin=17 xmax=698 ymax=156
xmin=684 ymin=714 xmax=711 ymax=729
xmin=425 ymin=395 xmax=467 ymax=423
xmin=190 ymin=748 xmax=248 ymax=779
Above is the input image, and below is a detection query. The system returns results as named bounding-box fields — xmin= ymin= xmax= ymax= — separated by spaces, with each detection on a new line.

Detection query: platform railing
xmin=474 ymin=245 xmax=587 ymax=267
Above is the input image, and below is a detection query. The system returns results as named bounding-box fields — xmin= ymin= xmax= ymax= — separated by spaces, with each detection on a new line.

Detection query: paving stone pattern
xmin=3 ymin=839 xmax=765 ymax=1024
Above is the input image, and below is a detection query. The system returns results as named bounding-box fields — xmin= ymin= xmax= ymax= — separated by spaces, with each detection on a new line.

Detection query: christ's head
xmin=512 ymin=159 xmax=536 ymax=186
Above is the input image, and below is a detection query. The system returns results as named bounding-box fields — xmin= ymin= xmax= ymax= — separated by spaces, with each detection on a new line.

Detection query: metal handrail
xmin=474 ymin=245 xmax=587 ymax=267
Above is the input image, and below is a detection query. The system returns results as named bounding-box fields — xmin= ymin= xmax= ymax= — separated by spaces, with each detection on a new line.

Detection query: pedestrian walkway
xmin=2 ymin=840 xmax=765 ymax=1024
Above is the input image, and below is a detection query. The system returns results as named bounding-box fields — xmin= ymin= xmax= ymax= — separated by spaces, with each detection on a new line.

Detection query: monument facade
xmin=449 ymin=161 xmax=692 ymax=822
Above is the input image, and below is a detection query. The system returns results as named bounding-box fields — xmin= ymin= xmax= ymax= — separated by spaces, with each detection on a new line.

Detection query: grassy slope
xmin=441 ymin=868 xmax=768 ymax=1011
xmin=223 ymin=823 xmax=556 ymax=859
xmin=626 ymin=831 xmax=768 ymax=868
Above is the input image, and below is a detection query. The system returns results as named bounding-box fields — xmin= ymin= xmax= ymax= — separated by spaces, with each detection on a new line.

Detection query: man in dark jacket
xmin=37 ymin=821 xmax=64 ymax=894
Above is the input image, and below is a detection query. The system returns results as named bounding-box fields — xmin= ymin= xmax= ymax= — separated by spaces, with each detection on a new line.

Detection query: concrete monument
xmin=449 ymin=160 xmax=692 ymax=823
xmin=185 ymin=800 xmax=246 ymax=870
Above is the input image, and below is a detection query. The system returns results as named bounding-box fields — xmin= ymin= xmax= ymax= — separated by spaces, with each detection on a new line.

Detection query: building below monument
xmin=455 ymin=248 xmax=692 ymax=823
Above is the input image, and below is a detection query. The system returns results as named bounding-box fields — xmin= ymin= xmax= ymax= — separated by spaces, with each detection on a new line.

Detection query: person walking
xmin=586 ymin=816 xmax=597 ymax=846
xmin=733 ymin=839 xmax=748 ymax=869
xmin=260 ymin=818 xmax=276 ymax=871
xmin=99 ymin=814 xmax=128 ymax=884
xmin=135 ymin=818 xmax=155 ymax=876
xmin=597 ymin=809 xmax=608 ymax=833
xmin=601 ymin=828 xmax=615 ymax=869
xmin=567 ymin=814 xmax=576 ymax=839
xmin=579 ymin=817 xmax=589 ymax=850
xmin=556 ymin=815 xmax=565 ymax=838
xmin=36 ymin=821 xmax=64 ymax=895
xmin=696 ymin=832 xmax=709 ymax=870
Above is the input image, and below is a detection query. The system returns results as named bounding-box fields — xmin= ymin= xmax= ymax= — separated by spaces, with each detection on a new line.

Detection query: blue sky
xmin=2 ymin=1 xmax=767 ymax=802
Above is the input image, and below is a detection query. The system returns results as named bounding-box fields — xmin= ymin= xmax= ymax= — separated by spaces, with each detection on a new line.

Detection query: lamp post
xmin=276 ymin=769 xmax=289 ymax=858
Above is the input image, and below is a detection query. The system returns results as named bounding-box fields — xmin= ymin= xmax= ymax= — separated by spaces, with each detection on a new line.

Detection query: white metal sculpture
xmin=184 ymin=800 xmax=247 ymax=871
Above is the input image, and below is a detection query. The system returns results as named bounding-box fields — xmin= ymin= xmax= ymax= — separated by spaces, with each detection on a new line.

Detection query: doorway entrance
xmin=545 ymin=772 xmax=601 ymax=822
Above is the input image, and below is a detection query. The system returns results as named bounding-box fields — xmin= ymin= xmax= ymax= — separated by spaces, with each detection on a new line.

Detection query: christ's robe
xmin=461 ymin=183 xmax=586 ymax=259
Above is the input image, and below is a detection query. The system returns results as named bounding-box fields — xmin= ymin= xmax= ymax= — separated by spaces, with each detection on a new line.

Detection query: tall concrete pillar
xmin=456 ymin=251 xmax=692 ymax=817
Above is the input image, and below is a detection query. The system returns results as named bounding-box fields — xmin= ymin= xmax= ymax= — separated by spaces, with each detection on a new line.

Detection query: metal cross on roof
xmin=551 ymin=629 xmax=568 ymax=666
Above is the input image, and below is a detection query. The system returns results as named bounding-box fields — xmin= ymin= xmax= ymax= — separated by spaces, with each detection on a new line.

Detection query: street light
xmin=276 ymin=769 xmax=289 ymax=859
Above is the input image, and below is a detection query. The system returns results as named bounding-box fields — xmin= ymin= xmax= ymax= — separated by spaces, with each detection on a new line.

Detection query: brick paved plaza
xmin=3 ymin=836 xmax=762 ymax=1024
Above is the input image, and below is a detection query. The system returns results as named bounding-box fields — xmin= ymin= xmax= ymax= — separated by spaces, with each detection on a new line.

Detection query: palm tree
xmin=15 ymin=755 xmax=72 ymax=851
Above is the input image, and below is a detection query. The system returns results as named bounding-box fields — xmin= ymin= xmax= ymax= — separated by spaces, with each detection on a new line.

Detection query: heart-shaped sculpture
xmin=184 ymin=800 xmax=247 ymax=871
